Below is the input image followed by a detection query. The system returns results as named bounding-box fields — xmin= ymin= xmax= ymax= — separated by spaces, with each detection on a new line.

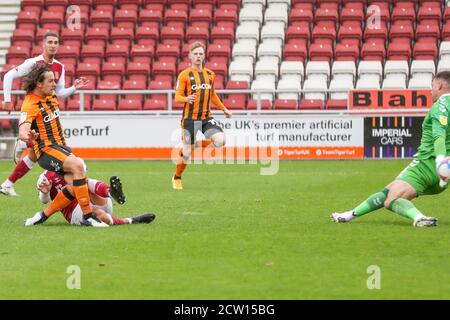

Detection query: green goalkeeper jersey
xmin=414 ymin=93 xmax=450 ymax=160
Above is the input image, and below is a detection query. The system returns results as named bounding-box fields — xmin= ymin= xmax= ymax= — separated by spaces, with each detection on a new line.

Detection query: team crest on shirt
xmin=439 ymin=115 xmax=448 ymax=126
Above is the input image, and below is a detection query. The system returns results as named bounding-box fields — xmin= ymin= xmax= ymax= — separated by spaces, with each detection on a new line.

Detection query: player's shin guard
xmin=175 ymin=151 xmax=189 ymax=179
xmin=7 ymin=155 xmax=35 ymax=184
xmin=73 ymin=178 xmax=92 ymax=215
xmin=43 ymin=186 xmax=75 ymax=217
xmin=353 ymin=188 xmax=389 ymax=217
xmin=388 ymin=198 xmax=423 ymax=221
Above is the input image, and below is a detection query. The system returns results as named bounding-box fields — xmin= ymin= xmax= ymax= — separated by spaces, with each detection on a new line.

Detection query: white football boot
xmin=413 ymin=216 xmax=438 ymax=227
xmin=0 ymin=184 xmax=18 ymax=196
xmin=331 ymin=210 xmax=356 ymax=223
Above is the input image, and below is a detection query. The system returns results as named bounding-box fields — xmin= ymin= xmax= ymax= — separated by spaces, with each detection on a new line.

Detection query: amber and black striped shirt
xmin=19 ymin=93 xmax=65 ymax=158
xmin=175 ymin=67 xmax=225 ymax=121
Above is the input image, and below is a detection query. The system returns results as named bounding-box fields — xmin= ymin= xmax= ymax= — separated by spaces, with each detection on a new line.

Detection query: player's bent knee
xmin=64 ymin=156 xmax=85 ymax=174
xmin=212 ymin=133 xmax=226 ymax=147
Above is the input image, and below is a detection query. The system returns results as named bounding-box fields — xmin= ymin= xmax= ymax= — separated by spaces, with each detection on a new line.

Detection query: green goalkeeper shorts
xmin=397 ymin=157 xmax=448 ymax=196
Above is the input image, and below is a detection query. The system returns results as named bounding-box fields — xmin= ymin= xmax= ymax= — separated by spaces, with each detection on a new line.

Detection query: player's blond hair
xmin=189 ymin=41 xmax=206 ymax=53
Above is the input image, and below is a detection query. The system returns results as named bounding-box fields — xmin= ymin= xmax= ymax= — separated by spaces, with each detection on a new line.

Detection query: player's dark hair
xmin=23 ymin=64 xmax=52 ymax=93
xmin=434 ymin=71 xmax=450 ymax=87
xmin=43 ymin=32 xmax=59 ymax=41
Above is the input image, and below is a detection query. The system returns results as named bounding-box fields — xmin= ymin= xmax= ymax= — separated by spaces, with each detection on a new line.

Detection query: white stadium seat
xmin=257 ymin=41 xmax=282 ymax=62
xmin=277 ymin=78 xmax=301 ymax=100
xmin=410 ymin=60 xmax=435 ymax=78
xmin=356 ymin=77 xmax=381 ymax=89
xmin=232 ymin=40 xmax=257 ymax=62
xmin=251 ymin=78 xmax=276 ymax=101
xmin=358 ymin=61 xmax=383 ymax=82
xmin=329 ymin=78 xmax=354 ymax=100
xmin=261 ymin=22 xmax=285 ymax=42
xmin=229 ymin=59 xmax=254 ymax=83
xmin=438 ymin=59 xmax=450 ymax=73
xmin=305 ymin=61 xmax=330 ymax=82
xmin=255 ymin=57 xmax=279 ymax=82
xmin=332 ymin=61 xmax=356 ymax=82
xmin=408 ymin=77 xmax=432 ymax=89
xmin=236 ymin=22 xmax=260 ymax=44
xmin=303 ymin=78 xmax=327 ymax=101
xmin=239 ymin=5 xmax=264 ymax=25
xmin=439 ymin=41 xmax=450 ymax=61
xmin=382 ymin=77 xmax=407 ymax=89
xmin=384 ymin=60 xmax=409 ymax=83
xmin=264 ymin=5 xmax=288 ymax=25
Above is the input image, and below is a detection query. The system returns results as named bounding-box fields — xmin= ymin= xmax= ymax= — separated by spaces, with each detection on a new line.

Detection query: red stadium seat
xmin=186 ymin=26 xmax=209 ymax=43
xmin=139 ymin=9 xmax=163 ymax=25
xmin=190 ymin=8 xmax=212 ymax=24
xmin=144 ymin=98 xmax=168 ymax=110
xmin=312 ymin=25 xmax=336 ymax=46
xmin=81 ymin=44 xmax=104 ymax=64
xmin=97 ymin=80 xmax=121 ymax=90
xmin=207 ymin=43 xmax=231 ymax=63
xmin=127 ymin=61 xmax=150 ymax=79
xmin=443 ymin=22 xmax=450 ymax=41
xmin=12 ymin=29 xmax=35 ymax=45
xmin=136 ymin=26 xmax=159 ymax=45
xmin=118 ymin=98 xmax=143 ymax=110
xmin=340 ymin=7 xmax=364 ymax=26
xmin=77 ymin=62 xmax=100 ymax=77
xmin=338 ymin=24 xmax=362 ymax=46
xmin=223 ymin=97 xmax=246 ymax=110
xmin=90 ymin=9 xmax=113 ymax=28
xmin=274 ymin=99 xmax=298 ymax=110
xmin=111 ymin=27 xmax=135 ymax=47
xmin=287 ymin=22 xmax=311 ymax=43
xmin=130 ymin=43 xmax=155 ymax=62
xmin=6 ymin=46 xmax=30 ymax=63
xmin=85 ymin=27 xmax=109 ymax=48
xmin=177 ymin=59 xmax=190 ymax=74
xmin=61 ymin=27 xmax=84 ymax=47
xmin=418 ymin=5 xmax=442 ymax=23
xmin=387 ymin=42 xmax=412 ymax=61
xmin=161 ymin=26 xmax=184 ymax=41
xmin=153 ymin=61 xmax=177 ymax=81
xmin=247 ymin=99 xmax=272 ymax=110
xmin=364 ymin=21 xmax=388 ymax=43
xmin=149 ymin=80 xmax=171 ymax=101
xmin=315 ymin=7 xmax=338 ymax=25
xmin=211 ymin=26 xmax=235 ymax=43
xmin=92 ymin=96 xmax=117 ymax=111
xmin=67 ymin=96 xmax=92 ymax=111
xmin=164 ymin=9 xmax=188 ymax=25
xmin=102 ymin=61 xmax=125 ymax=79
xmin=300 ymin=99 xmax=324 ymax=110
xmin=214 ymin=7 xmax=238 ymax=27
xmin=106 ymin=44 xmax=129 ymax=64
xmin=16 ymin=11 xmax=39 ymax=27
xmin=205 ymin=62 xmax=227 ymax=80
xmin=326 ymin=99 xmax=348 ymax=110
xmin=283 ymin=42 xmax=308 ymax=63
xmin=56 ymin=44 xmax=80 ymax=61
xmin=309 ymin=42 xmax=333 ymax=63
xmin=361 ymin=41 xmax=386 ymax=62
xmin=290 ymin=7 xmax=313 ymax=24
xmin=392 ymin=4 xmax=416 ymax=23
xmin=156 ymin=43 xmax=180 ymax=61
xmin=389 ymin=22 xmax=414 ymax=43
xmin=415 ymin=23 xmax=440 ymax=43
xmin=413 ymin=42 xmax=438 ymax=60
xmin=114 ymin=9 xmax=138 ymax=29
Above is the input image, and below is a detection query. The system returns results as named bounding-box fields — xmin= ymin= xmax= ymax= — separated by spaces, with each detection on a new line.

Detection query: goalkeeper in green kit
xmin=332 ymin=71 xmax=450 ymax=227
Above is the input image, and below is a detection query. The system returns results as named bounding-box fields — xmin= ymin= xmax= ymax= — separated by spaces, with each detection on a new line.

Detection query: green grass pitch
xmin=0 ymin=160 xmax=449 ymax=299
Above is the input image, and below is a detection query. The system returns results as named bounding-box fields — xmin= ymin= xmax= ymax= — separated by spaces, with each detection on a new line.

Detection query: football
xmin=437 ymin=157 xmax=450 ymax=180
